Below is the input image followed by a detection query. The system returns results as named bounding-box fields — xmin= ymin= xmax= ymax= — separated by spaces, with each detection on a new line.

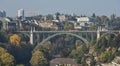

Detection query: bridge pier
xmin=97 ymin=26 xmax=101 ymax=40
xmin=30 ymin=27 xmax=33 ymax=45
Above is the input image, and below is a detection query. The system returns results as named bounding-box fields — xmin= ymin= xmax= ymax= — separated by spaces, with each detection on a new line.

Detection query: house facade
xmin=50 ymin=58 xmax=78 ymax=66
xmin=75 ymin=17 xmax=94 ymax=30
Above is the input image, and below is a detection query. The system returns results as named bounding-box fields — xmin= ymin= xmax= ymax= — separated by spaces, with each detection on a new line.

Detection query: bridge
xmin=17 ymin=27 xmax=120 ymax=48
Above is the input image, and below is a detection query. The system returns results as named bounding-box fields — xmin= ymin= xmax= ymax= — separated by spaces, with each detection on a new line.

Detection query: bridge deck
xmin=16 ymin=30 xmax=120 ymax=33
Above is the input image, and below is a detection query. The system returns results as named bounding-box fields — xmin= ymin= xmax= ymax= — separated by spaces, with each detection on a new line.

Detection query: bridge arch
xmin=100 ymin=32 xmax=117 ymax=39
xmin=35 ymin=32 xmax=89 ymax=48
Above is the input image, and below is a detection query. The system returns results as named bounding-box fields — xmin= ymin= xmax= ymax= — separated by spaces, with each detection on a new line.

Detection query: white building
xmin=18 ymin=9 xmax=24 ymax=17
xmin=53 ymin=14 xmax=57 ymax=20
xmin=77 ymin=17 xmax=89 ymax=22
xmin=75 ymin=17 xmax=94 ymax=29
xmin=59 ymin=15 xmax=66 ymax=22
xmin=0 ymin=10 xmax=6 ymax=18
xmin=0 ymin=18 xmax=16 ymax=30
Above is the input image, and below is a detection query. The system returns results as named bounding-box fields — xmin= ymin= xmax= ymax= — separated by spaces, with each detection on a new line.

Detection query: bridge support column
xmin=30 ymin=28 xmax=33 ymax=45
xmin=97 ymin=27 xmax=100 ymax=40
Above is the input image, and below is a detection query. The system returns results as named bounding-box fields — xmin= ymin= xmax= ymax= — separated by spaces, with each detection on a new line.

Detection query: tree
xmin=0 ymin=47 xmax=15 ymax=66
xmin=63 ymin=22 xmax=74 ymax=30
xmin=10 ymin=34 xmax=21 ymax=46
xmin=92 ymin=13 xmax=96 ymax=18
xmin=75 ymin=40 xmax=81 ymax=47
xmin=95 ymin=16 xmax=101 ymax=23
xmin=98 ymin=47 xmax=116 ymax=63
xmin=110 ymin=14 xmax=116 ymax=22
xmin=89 ymin=24 xmax=97 ymax=31
xmin=0 ymin=21 xmax=2 ymax=30
xmin=16 ymin=64 xmax=24 ymax=66
xmin=81 ymin=56 xmax=87 ymax=66
xmin=69 ymin=45 xmax=87 ymax=63
xmin=0 ymin=31 xmax=8 ymax=43
xmin=30 ymin=50 xmax=48 ymax=66
xmin=46 ymin=14 xmax=53 ymax=20
xmin=60 ymin=48 xmax=71 ymax=57
xmin=90 ymin=55 xmax=96 ymax=66
xmin=100 ymin=15 xmax=109 ymax=24
xmin=8 ymin=44 xmax=33 ymax=66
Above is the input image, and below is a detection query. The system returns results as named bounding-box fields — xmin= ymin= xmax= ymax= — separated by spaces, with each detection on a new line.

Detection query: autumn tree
xmin=63 ymin=22 xmax=74 ymax=30
xmin=69 ymin=45 xmax=87 ymax=63
xmin=10 ymin=34 xmax=21 ymax=46
xmin=0 ymin=47 xmax=15 ymax=66
xmin=98 ymin=47 xmax=116 ymax=63
xmin=30 ymin=50 xmax=48 ymax=66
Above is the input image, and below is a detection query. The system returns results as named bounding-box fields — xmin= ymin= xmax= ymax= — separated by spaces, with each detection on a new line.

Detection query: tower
xmin=0 ymin=10 xmax=6 ymax=18
xmin=18 ymin=9 xmax=24 ymax=18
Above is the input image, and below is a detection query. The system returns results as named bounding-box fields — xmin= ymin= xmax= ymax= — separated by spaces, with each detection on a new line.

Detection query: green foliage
xmin=40 ymin=41 xmax=54 ymax=60
xmin=0 ymin=31 xmax=8 ymax=43
xmin=92 ymin=33 xmax=119 ymax=63
xmin=89 ymin=24 xmax=97 ymax=31
xmin=69 ymin=45 xmax=87 ymax=63
xmin=90 ymin=55 xmax=96 ymax=66
xmin=60 ymin=48 xmax=71 ymax=57
xmin=94 ymin=33 xmax=116 ymax=54
xmin=63 ymin=22 xmax=74 ymax=30
xmin=8 ymin=44 xmax=33 ymax=66
xmin=81 ymin=57 xmax=87 ymax=66
xmin=30 ymin=50 xmax=48 ymax=66
xmin=0 ymin=21 xmax=2 ymax=30
xmin=16 ymin=64 xmax=24 ymax=66
xmin=46 ymin=14 xmax=54 ymax=20
xmin=0 ymin=47 xmax=15 ymax=66
xmin=98 ymin=47 xmax=116 ymax=63
xmin=111 ymin=14 xmax=116 ymax=22
xmin=20 ymin=34 xmax=29 ymax=44
xmin=100 ymin=15 xmax=109 ymax=23
xmin=75 ymin=40 xmax=83 ymax=47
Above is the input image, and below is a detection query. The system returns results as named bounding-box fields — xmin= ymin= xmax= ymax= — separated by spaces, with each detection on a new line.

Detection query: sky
xmin=0 ymin=0 xmax=120 ymax=17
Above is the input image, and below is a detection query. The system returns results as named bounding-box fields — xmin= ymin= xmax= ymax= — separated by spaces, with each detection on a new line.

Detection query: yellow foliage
xmin=10 ymin=34 xmax=21 ymax=46
xmin=0 ymin=47 xmax=15 ymax=66
xmin=30 ymin=50 xmax=48 ymax=66
xmin=98 ymin=52 xmax=105 ymax=62
xmin=0 ymin=53 xmax=14 ymax=66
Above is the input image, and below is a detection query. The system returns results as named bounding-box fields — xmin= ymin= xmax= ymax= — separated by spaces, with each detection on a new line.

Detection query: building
xmin=75 ymin=17 xmax=94 ymax=30
xmin=18 ymin=9 xmax=24 ymax=18
xmin=76 ymin=17 xmax=89 ymax=22
xmin=59 ymin=14 xmax=66 ymax=22
xmin=0 ymin=18 xmax=17 ymax=30
xmin=53 ymin=14 xmax=57 ymax=20
xmin=50 ymin=58 xmax=78 ymax=66
xmin=39 ymin=21 xmax=62 ymax=30
xmin=0 ymin=10 xmax=6 ymax=18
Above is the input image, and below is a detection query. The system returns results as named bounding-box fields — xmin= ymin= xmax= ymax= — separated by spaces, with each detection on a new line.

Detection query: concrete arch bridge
xmin=17 ymin=28 xmax=120 ymax=49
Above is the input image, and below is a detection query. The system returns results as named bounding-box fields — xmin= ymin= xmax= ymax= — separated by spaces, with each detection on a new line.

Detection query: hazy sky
xmin=0 ymin=0 xmax=120 ymax=17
